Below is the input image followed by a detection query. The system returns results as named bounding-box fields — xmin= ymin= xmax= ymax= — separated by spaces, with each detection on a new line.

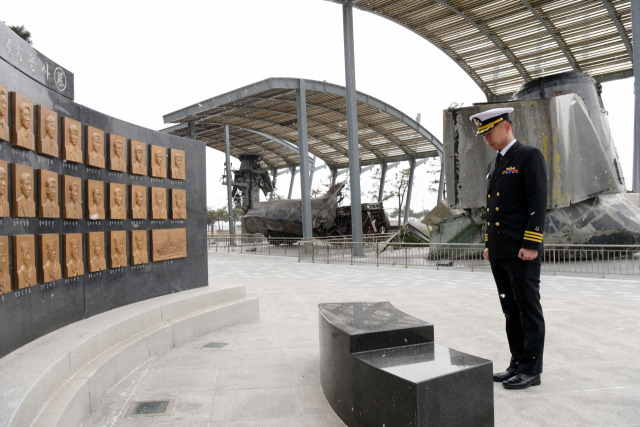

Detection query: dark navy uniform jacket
xmin=485 ymin=141 xmax=547 ymax=259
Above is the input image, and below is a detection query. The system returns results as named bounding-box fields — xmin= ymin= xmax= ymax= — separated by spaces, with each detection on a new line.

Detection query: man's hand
xmin=483 ymin=248 xmax=489 ymax=260
xmin=518 ymin=248 xmax=538 ymax=261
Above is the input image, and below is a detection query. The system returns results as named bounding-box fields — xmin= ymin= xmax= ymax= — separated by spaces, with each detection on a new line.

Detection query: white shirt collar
xmin=499 ymin=139 xmax=517 ymax=156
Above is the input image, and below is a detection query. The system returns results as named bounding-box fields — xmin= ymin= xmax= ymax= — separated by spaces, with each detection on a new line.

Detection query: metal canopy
xmin=327 ymin=0 xmax=633 ymax=101
xmin=163 ymin=77 xmax=443 ymax=170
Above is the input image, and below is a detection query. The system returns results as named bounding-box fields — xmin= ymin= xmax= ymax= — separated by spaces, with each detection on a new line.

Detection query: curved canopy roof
xmin=163 ymin=78 xmax=442 ymax=170
xmin=327 ymin=0 xmax=633 ymax=100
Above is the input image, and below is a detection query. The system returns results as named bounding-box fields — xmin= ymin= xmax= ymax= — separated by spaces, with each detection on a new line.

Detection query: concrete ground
xmin=82 ymin=251 xmax=640 ymax=426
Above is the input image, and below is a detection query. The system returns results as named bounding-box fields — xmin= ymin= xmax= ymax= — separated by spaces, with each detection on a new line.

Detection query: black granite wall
xmin=0 ymin=26 xmax=207 ymax=357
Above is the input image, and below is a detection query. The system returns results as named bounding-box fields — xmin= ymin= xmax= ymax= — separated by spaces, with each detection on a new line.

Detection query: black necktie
xmin=496 ymin=152 xmax=503 ymax=164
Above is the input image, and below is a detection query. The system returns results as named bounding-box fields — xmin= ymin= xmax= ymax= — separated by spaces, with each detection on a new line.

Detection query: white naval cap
xmin=469 ymin=107 xmax=514 ymax=135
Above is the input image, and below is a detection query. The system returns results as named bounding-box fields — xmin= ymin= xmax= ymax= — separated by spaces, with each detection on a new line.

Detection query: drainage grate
xmin=203 ymin=342 xmax=228 ymax=349
xmin=133 ymin=400 xmax=169 ymax=415
xmin=127 ymin=400 xmax=174 ymax=418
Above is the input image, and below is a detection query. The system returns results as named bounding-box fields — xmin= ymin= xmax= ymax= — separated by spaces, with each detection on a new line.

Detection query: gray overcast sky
xmin=3 ymin=0 xmax=635 ymax=212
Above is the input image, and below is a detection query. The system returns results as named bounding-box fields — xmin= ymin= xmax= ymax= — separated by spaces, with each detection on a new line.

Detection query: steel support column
xmin=378 ymin=162 xmax=387 ymax=202
xmin=632 ymin=1 xmax=640 ymax=192
xmin=296 ymin=79 xmax=313 ymax=240
xmin=403 ymin=158 xmax=416 ymax=224
xmin=330 ymin=167 xmax=338 ymax=187
xmin=224 ymin=125 xmax=236 ymax=238
xmin=343 ymin=1 xmax=364 ymax=255
xmin=188 ymin=121 xmax=196 ymax=139
xmin=288 ymin=166 xmax=296 ymax=200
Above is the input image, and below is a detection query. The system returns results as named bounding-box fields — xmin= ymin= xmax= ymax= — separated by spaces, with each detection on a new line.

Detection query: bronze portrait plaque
xmin=151 ymin=228 xmax=186 ymax=262
xmin=109 ymin=230 xmax=127 ymax=268
xmin=14 ymin=234 xmax=36 ymax=288
xmin=108 ymin=133 xmax=127 ymax=172
xmin=87 ymin=232 xmax=106 ymax=272
xmin=0 ymin=159 xmax=9 ymax=217
xmin=38 ymin=105 xmax=59 ymax=157
xmin=0 ymin=236 xmax=11 ymax=294
xmin=0 ymin=83 xmax=9 ymax=142
xmin=64 ymin=233 xmax=84 ymax=278
xmin=63 ymin=175 xmax=83 ymax=219
xmin=109 ymin=182 xmax=126 ymax=219
xmin=170 ymin=149 xmax=186 ymax=180
xmin=13 ymin=163 xmax=35 ymax=217
xmin=131 ymin=230 xmax=148 ymax=265
xmin=39 ymin=169 xmax=60 ymax=218
xmin=172 ymin=189 xmax=187 ymax=219
xmin=130 ymin=139 xmax=147 ymax=175
xmin=151 ymin=187 xmax=167 ymax=219
xmin=12 ymin=92 xmax=35 ymax=150
xmin=87 ymin=179 xmax=105 ymax=220
xmin=62 ymin=116 xmax=83 ymax=163
xmin=150 ymin=145 xmax=166 ymax=178
xmin=40 ymin=234 xmax=62 ymax=282
xmin=86 ymin=126 xmax=105 ymax=168
xmin=131 ymin=185 xmax=147 ymax=219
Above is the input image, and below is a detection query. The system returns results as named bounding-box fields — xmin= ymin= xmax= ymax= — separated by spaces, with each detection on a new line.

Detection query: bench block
xmin=319 ymin=302 xmax=494 ymax=427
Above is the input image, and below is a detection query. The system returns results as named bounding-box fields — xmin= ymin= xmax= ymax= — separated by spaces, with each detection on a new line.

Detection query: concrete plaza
xmin=82 ymin=251 xmax=640 ymax=426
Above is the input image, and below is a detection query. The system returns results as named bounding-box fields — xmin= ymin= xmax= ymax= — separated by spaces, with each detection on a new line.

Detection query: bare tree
xmin=368 ymin=166 xmax=410 ymax=225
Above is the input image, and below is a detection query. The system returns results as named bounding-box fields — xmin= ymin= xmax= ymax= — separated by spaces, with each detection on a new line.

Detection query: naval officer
xmin=470 ymin=107 xmax=547 ymax=390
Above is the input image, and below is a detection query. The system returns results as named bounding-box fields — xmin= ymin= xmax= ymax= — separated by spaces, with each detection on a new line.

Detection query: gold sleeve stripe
xmin=524 ymin=231 xmax=543 ymax=239
xmin=523 ymin=235 xmax=543 ymax=243
xmin=478 ymin=117 xmax=504 ymax=132
xmin=485 ymin=234 xmax=488 ymax=242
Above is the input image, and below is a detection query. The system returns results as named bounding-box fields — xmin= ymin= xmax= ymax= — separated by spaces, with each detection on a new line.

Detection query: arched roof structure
xmin=163 ymin=77 xmax=443 ymax=170
xmin=327 ymin=0 xmax=633 ymax=101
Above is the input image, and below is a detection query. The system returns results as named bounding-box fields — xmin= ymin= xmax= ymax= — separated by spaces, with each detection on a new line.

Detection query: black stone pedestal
xmin=319 ymin=302 xmax=494 ymax=426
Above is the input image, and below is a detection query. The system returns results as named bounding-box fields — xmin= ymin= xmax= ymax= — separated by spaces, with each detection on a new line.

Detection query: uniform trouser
xmin=490 ymin=257 xmax=545 ymax=375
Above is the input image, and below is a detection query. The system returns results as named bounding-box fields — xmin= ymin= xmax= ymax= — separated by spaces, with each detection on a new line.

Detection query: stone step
xmin=0 ymin=286 xmax=258 ymax=427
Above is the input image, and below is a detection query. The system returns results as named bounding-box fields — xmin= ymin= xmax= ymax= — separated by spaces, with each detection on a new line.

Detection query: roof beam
xmin=433 ymin=1 xmax=530 ymax=83
xmin=211 ymin=112 xmax=351 ymax=158
xmin=601 ymin=0 xmax=633 ymax=59
xmin=230 ymin=100 xmax=390 ymax=161
xmin=164 ymin=77 xmax=443 ymax=168
xmin=189 ymin=124 xmax=292 ymax=169
xmin=519 ymin=0 xmax=579 ymax=71
xmin=231 ymin=125 xmax=316 ymax=166
xmin=164 ymin=77 xmax=443 ymax=155
xmin=197 ymin=133 xmax=281 ymax=170
xmin=232 ymin=126 xmax=298 ymax=153
xmin=332 ymin=0 xmax=498 ymax=99
xmin=304 ymin=79 xmax=444 ymax=154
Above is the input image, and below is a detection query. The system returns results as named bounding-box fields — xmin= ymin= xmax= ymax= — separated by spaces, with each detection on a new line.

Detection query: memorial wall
xmin=0 ymin=24 xmax=207 ymax=357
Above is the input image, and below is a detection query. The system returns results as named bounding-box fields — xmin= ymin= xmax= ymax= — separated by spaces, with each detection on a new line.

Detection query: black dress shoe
xmin=502 ymin=373 xmax=541 ymax=389
xmin=493 ymin=367 xmax=517 ymax=382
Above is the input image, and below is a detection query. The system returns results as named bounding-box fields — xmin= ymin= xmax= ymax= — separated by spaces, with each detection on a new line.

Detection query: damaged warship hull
xmin=434 ymin=71 xmax=640 ymax=249
xmin=242 ymin=182 xmax=391 ymax=239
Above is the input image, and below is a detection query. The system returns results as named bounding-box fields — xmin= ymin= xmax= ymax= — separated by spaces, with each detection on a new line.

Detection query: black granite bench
xmin=318 ymin=302 xmax=494 ymax=426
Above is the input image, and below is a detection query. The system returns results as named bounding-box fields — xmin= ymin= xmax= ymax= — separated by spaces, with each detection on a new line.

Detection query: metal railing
xmin=207 ymin=234 xmax=640 ymax=277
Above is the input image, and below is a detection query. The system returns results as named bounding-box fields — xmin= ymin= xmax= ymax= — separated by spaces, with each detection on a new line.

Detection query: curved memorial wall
xmin=0 ymin=24 xmax=207 ymax=357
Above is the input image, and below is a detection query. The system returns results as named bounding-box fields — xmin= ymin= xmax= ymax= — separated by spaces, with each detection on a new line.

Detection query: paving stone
xmin=81 ymin=251 xmax=640 ymax=426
